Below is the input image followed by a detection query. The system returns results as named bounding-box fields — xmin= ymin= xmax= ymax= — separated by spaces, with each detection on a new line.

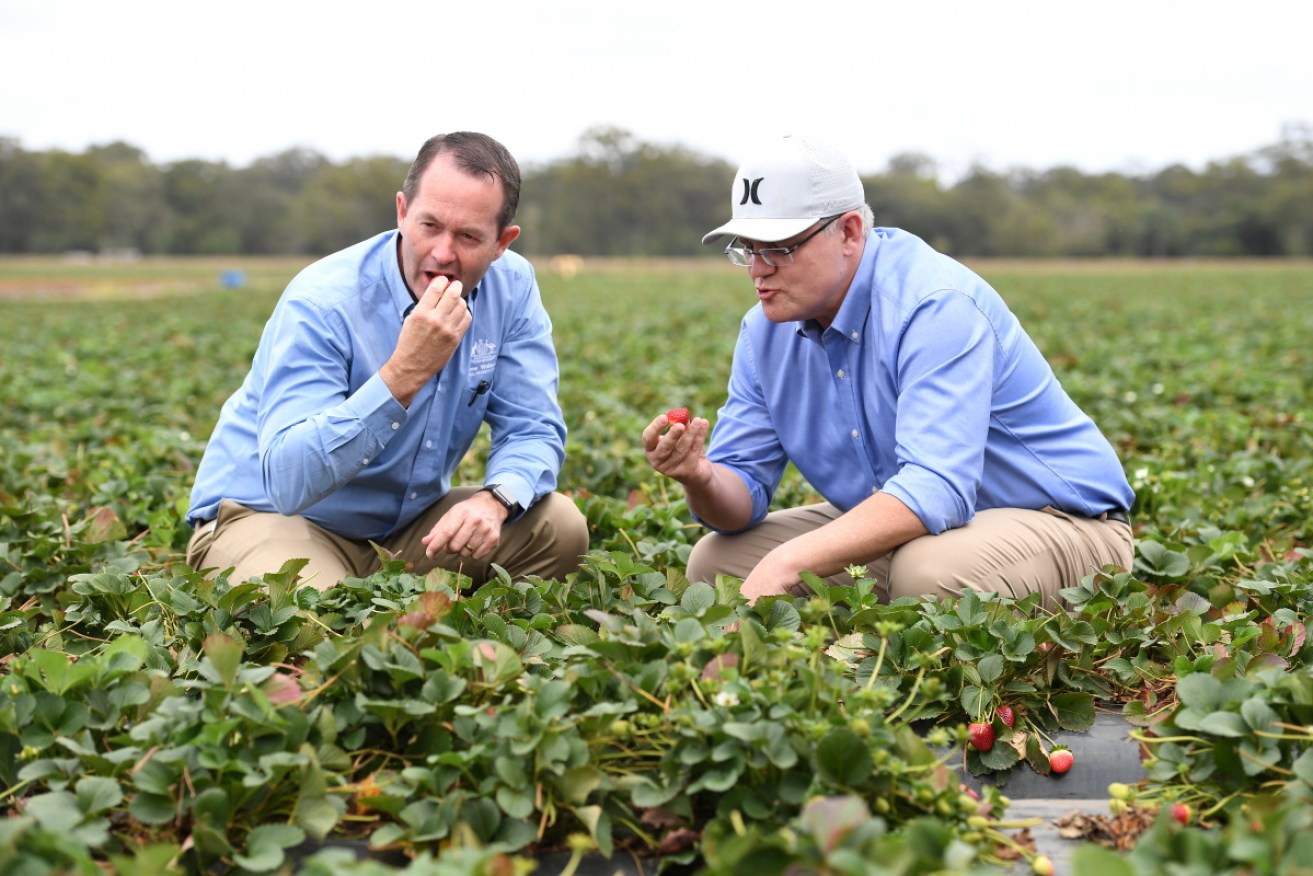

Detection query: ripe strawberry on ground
xmin=997 ymin=705 xmax=1016 ymax=728
xmin=666 ymin=408 xmax=690 ymax=426
xmin=1049 ymin=747 xmax=1074 ymax=774
xmin=968 ymin=722 xmax=995 ymax=752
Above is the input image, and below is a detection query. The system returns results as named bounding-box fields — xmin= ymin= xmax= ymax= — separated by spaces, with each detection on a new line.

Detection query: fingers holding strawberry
xmin=642 ymin=408 xmax=711 ymax=484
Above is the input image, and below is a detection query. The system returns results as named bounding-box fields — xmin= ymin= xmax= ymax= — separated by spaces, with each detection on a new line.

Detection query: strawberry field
xmin=2 ymin=256 xmax=1312 ymax=875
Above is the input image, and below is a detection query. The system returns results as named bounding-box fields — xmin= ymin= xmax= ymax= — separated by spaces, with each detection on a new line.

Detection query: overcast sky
xmin=2 ymin=0 xmax=1309 ymax=180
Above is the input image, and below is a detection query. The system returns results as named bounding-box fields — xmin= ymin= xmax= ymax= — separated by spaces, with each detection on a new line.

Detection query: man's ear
xmin=493 ymin=224 xmax=521 ymax=259
xmin=840 ymin=211 xmax=865 ymax=251
xmin=395 ymin=191 xmax=407 ymax=227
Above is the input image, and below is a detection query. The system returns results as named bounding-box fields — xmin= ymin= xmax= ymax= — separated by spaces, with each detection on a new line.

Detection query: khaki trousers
xmin=686 ymin=504 xmax=1133 ymax=606
xmin=186 ymin=489 xmax=589 ymax=590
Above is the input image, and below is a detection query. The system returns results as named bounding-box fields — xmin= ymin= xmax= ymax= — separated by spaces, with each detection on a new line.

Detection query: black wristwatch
xmin=482 ymin=484 xmax=521 ymax=516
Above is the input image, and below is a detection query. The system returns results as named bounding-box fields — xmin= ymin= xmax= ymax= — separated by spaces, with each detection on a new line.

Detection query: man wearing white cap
xmin=642 ymin=135 xmax=1134 ymax=605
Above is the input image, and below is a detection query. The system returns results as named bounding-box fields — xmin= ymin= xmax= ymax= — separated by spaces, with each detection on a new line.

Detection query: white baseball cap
xmin=702 ymin=135 xmax=866 ymax=245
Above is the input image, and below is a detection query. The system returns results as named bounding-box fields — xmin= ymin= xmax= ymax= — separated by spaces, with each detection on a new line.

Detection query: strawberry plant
xmin=0 ymin=258 xmax=1311 ymax=873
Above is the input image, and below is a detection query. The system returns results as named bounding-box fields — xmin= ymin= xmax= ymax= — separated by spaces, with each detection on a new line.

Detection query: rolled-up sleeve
xmin=699 ymin=325 xmax=790 ymax=531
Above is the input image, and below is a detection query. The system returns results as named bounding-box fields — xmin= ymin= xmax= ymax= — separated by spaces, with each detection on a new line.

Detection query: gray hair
xmin=824 ymin=204 xmax=875 ymax=236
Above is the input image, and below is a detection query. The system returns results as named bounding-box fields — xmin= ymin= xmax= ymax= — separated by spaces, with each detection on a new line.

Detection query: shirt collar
xmin=795 ymin=230 xmax=878 ymax=344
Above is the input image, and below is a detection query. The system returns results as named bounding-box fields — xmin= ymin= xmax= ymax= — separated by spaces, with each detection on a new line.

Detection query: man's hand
xmin=739 ymin=547 xmax=811 ymax=605
xmin=737 ymin=493 xmax=931 ymax=605
xmin=381 ymin=276 xmax=472 ymax=407
xmin=422 ymin=490 xmax=509 ymax=561
xmin=642 ymin=412 xmax=714 ymax=486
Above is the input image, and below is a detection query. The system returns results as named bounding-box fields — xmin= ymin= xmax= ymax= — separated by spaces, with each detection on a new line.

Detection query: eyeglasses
xmin=725 ymin=214 xmax=843 ymax=267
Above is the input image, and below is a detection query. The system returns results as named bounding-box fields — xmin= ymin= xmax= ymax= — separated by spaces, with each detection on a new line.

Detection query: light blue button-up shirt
xmin=703 ymin=228 xmax=1134 ymax=534
xmin=187 ymin=231 xmax=566 ymax=541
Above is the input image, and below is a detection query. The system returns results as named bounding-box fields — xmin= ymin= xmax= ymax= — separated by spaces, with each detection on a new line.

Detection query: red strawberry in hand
xmin=666 ymin=408 xmax=690 ymax=426
xmin=997 ymin=705 xmax=1016 ymax=728
xmin=1049 ymin=747 xmax=1074 ymax=774
xmin=968 ymin=722 xmax=995 ymax=752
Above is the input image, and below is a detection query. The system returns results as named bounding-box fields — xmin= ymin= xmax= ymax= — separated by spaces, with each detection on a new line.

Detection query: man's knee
xmin=540 ymin=493 xmax=589 ymax=556
xmin=685 ymin=533 xmax=724 ymax=584
xmin=515 ymin=493 xmax=589 ymax=580
xmin=883 ymin=526 xmax=1068 ymax=605
xmin=884 ymin=539 xmax=966 ymax=601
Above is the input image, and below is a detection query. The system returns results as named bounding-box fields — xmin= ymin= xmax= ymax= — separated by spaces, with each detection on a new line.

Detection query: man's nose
xmin=747 ymin=254 xmax=777 ymax=278
xmin=430 ymin=233 xmax=457 ymax=265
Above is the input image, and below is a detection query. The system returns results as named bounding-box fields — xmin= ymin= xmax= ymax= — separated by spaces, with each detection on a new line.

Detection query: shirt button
xmin=836 ymin=369 xmax=845 ymax=378
xmin=361 ymin=458 xmax=370 ymax=465
xmin=391 ymin=422 xmax=400 ymax=431
xmin=852 ymin=331 xmax=860 ymax=340
xmin=410 ymin=492 xmax=418 ymax=500
xmin=851 ymin=429 xmax=859 ymax=439
xmin=425 ymin=440 xmax=433 ymax=449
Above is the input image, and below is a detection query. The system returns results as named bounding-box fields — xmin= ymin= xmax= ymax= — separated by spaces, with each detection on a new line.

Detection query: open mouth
xmin=424 ymin=271 xmax=458 ymax=289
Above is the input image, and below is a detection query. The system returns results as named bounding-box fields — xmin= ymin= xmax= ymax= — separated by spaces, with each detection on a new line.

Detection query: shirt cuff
xmin=346 ymin=372 xmax=411 ymax=443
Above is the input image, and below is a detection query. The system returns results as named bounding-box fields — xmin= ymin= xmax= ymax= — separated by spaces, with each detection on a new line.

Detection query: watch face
xmin=489 ymin=485 xmax=516 ymax=510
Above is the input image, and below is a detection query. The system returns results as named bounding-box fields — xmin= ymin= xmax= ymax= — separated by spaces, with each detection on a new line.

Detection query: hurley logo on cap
xmin=739 ymin=177 xmax=764 ymax=206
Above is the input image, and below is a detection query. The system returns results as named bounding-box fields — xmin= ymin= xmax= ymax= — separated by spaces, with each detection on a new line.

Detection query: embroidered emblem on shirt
xmin=470 ymin=338 xmax=498 ymax=378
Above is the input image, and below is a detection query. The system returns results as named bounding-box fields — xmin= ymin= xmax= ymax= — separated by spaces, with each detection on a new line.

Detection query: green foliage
xmin=4 ymin=124 xmax=1313 ymax=257
xmin=0 ymin=259 xmax=1311 ymax=874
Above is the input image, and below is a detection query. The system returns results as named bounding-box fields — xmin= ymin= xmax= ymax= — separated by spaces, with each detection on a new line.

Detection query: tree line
xmin=2 ymin=124 xmax=1311 ymax=259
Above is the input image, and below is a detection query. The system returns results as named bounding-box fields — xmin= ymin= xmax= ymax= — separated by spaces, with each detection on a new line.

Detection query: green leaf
xmin=1174 ymin=673 xmax=1223 ymax=710
xmin=630 ymin=777 xmax=680 ymax=808
xmin=738 ymin=618 xmax=766 ymax=672
xmin=21 ymin=790 xmax=81 ymax=833
xmin=816 ymin=728 xmax=872 ymax=786
xmin=1049 ymin=691 xmax=1095 ymax=731
xmin=680 ymin=581 xmax=715 ymax=615
xmin=571 ymin=804 xmax=613 ymax=858
xmin=1071 ymin=843 xmax=1136 ymax=875
xmin=975 ymin=741 xmax=1021 ymax=772
xmin=764 ymin=600 xmax=801 ymax=632
xmin=799 ymin=795 xmax=870 ymax=854
xmin=129 ymin=792 xmax=177 ymax=825
xmin=672 ymin=616 xmax=705 ymax=644
xmin=1134 ymin=541 xmax=1191 ymax=578
xmin=1240 ymin=696 xmax=1279 ymax=733
xmin=495 ymin=786 xmax=535 ymax=819
xmin=75 ymin=776 xmax=123 ymax=815
xmin=458 ymin=797 xmax=502 ymax=843
xmin=108 ymin=843 xmax=184 ymax=875
xmin=232 ymin=823 xmax=305 ymax=872
xmin=959 ymin=685 xmax=989 ymax=717
xmin=977 ymin=653 xmax=1004 ymax=684
xmin=201 ymin=632 xmax=244 ymax=689
xmin=1291 ymin=749 xmax=1313 ymax=787
xmin=295 ymin=797 xmax=343 ymax=840
xmin=1196 ymin=711 xmax=1248 ymax=738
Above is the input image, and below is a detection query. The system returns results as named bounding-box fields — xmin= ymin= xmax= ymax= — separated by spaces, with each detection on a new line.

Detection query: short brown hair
xmin=402 ymin=132 xmax=521 ymax=232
